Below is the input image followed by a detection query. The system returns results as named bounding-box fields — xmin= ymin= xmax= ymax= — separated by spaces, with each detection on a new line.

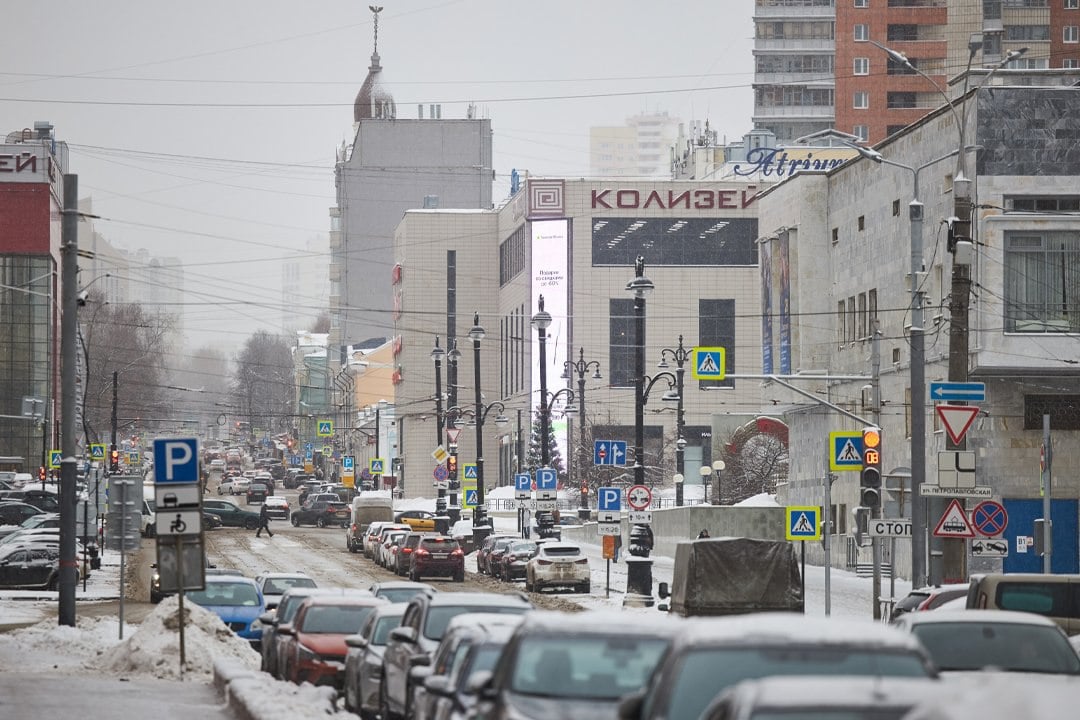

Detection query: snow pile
xmin=734 ymin=492 xmax=780 ymax=507
xmin=0 ymin=614 xmax=124 ymax=672
xmin=97 ymin=595 xmax=259 ymax=681
xmin=223 ymin=663 xmax=358 ymax=719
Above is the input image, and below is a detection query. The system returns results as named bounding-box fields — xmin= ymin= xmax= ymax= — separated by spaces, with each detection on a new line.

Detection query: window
xmin=854 ymin=91 xmax=869 ymax=109
xmin=838 ymin=301 xmax=847 ymax=347
xmin=869 ymin=289 xmax=878 ymax=329
xmin=1065 ymin=58 xmax=1080 ymax=68
xmin=854 ymin=57 xmax=869 ymax=75
xmin=886 ymin=56 xmax=916 ymax=75
xmin=832 ymin=227 xmax=839 ymax=244
xmin=858 ymin=293 xmax=868 ymax=338
xmin=609 ymin=299 xmax=635 ymax=387
xmin=854 ymin=124 xmax=869 ymax=141
xmin=887 ymin=24 xmax=918 ymax=41
xmin=985 ymin=0 xmax=1002 ymax=18
xmin=847 ymin=297 xmax=857 ymax=342
xmin=1069 ymin=0 xmax=1080 ymax=9
xmin=893 ymin=199 xmax=901 ymax=216
xmin=699 ymin=299 xmax=735 ymax=389
xmin=855 ymin=24 xmax=869 ymax=41
xmin=888 ymin=92 xmax=917 ymax=108
xmin=591 ymin=217 xmax=758 ymax=267
xmin=855 ymin=0 xmax=868 ymax=6
xmin=1005 ymin=25 xmax=1050 ymax=41
xmin=1005 ymin=195 xmax=1080 ymax=212
xmin=1025 ymin=395 xmax=1080 ymax=430
xmin=1004 ymin=232 xmax=1080 ymax=333
xmin=499 ymin=226 xmax=526 ymax=286
xmin=857 ymin=215 xmax=866 ymax=231
xmin=887 ymin=124 xmax=907 ymax=137
xmin=1065 ymin=26 xmax=1079 ymax=43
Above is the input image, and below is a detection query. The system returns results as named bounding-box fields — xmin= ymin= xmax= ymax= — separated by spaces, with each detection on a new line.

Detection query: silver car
xmin=343 ymin=602 xmax=407 ymax=717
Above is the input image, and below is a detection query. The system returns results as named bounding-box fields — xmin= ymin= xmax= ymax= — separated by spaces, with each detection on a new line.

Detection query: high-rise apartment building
xmin=589 ymin=111 xmax=682 ymax=177
xmin=755 ymin=0 xmax=1068 ymax=145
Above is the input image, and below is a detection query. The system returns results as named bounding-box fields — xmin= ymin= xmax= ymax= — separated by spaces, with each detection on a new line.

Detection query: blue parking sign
xmin=515 ymin=473 xmax=532 ymax=492
xmin=535 ymin=467 xmax=557 ymax=491
xmin=153 ymin=437 xmax=200 ymax=484
xmin=597 ymin=487 xmax=621 ymax=512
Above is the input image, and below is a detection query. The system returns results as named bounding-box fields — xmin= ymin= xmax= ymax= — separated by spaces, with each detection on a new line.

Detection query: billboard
xmin=530 ymin=219 xmax=570 ymax=474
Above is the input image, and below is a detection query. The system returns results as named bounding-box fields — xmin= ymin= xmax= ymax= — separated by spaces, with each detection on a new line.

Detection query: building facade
xmin=391 ymin=179 xmax=766 ymax=504
xmin=0 ymin=124 xmax=68 ymax=472
xmin=589 ymin=112 xmax=682 ymax=178
xmin=756 ymin=82 xmax=1080 ymax=580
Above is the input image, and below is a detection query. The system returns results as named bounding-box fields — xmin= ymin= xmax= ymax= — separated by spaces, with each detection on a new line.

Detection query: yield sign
xmin=936 ymin=405 xmax=980 ymax=445
xmin=933 ymin=498 xmax=976 ymax=539
xmin=446 ymin=427 xmax=462 ymax=445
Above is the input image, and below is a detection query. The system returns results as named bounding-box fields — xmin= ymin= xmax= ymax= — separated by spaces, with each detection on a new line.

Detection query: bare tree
xmin=231 ymin=330 xmax=294 ymax=438
xmin=717 ymin=417 xmax=789 ymax=504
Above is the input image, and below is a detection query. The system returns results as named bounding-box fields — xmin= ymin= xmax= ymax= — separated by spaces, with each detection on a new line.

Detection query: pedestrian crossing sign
xmin=128 ymin=451 xmax=140 ymax=465
xmin=786 ymin=506 xmax=821 ymax=541
xmin=691 ymin=347 xmax=726 ymax=380
xmin=829 ymin=431 xmax=865 ymax=472
xmin=90 ymin=444 xmax=106 ymax=461
xmin=370 ymin=458 xmax=385 ymax=474
xmin=462 ymin=479 xmax=478 ymax=509
xmin=49 ymin=450 xmax=62 ymax=469
xmin=463 ymin=463 xmax=478 ymax=480
xmin=317 ymin=420 xmax=333 ymax=437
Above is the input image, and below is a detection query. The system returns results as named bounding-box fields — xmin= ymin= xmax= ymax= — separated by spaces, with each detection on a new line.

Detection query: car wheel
xmin=524 ymin=576 xmax=533 ymax=592
xmin=291 ymin=515 xmax=300 ymax=527
xmin=348 ymin=539 xmax=357 ymax=553
xmin=380 ymin=683 xmax=396 ymax=720
xmin=409 ymin=567 xmax=420 ymax=582
xmin=453 ymin=569 xmax=465 ymax=583
xmin=145 ymin=524 xmax=156 ymax=538
xmin=244 ymin=517 xmax=259 ymax=530
xmin=317 ymin=516 xmax=328 ymax=528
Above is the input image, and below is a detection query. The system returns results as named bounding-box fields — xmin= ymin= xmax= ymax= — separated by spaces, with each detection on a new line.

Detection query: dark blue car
xmin=186 ymin=575 xmax=266 ymax=646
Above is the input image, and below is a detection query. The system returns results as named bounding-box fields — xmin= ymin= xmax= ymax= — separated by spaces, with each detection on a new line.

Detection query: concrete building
xmin=391 ymin=179 xmax=766 ymax=504
xmin=755 ymin=0 xmax=1068 ymax=145
xmin=77 ymin=198 xmax=130 ymax=305
xmin=755 ymin=80 xmax=1080 ymax=580
xmin=0 ymin=123 xmax=68 ymax=472
xmin=281 ymin=235 xmax=329 ymax=335
xmin=329 ymin=14 xmax=493 ymax=357
xmin=590 ymin=111 xmax=682 ymax=178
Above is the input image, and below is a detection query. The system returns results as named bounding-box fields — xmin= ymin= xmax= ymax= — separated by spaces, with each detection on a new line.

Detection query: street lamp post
xmin=531 ymin=297 xmax=576 ymax=534
xmin=865 ymin=39 xmax=1028 ymax=587
xmin=467 ymin=312 xmax=508 ymax=546
xmin=431 ymin=336 xmax=447 ymax=515
xmin=712 ymin=460 xmax=726 ymax=505
xmin=659 ymin=335 xmax=693 ymax=506
xmin=699 ymin=465 xmax=712 ymax=505
xmin=447 ymin=340 xmax=461 ymax=509
xmin=563 ymin=347 xmax=601 ymax=520
xmin=625 ymin=256 xmax=659 ymax=608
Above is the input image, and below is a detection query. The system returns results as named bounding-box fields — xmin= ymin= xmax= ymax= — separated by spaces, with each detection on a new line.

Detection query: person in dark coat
xmin=697 ymin=529 xmax=711 ymax=539
xmin=255 ymin=503 xmax=274 ymax=538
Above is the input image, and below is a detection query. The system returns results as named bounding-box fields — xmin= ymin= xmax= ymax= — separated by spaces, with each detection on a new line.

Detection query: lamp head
xmin=592 ymin=367 xmax=602 ymax=380
xmin=468 ymin=312 xmax=485 ymax=342
xmin=430 ymin=336 xmax=445 ymax=361
xmin=673 ymin=473 xmax=684 ymax=485
xmin=675 ymin=437 xmax=687 ymax=450
xmin=494 ymin=414 xmax=509 ymax=427
xmin=447 ymin=341 xmax=462 ymax=362
xmin=844 ymin=140 xmax=884 ymax=164
xmin=657 ymin=358 xmax=670 ymax=369
xmin=531 ymin=295 xmax=553 ymax=331
xmin=712 ymin=460 xmax=726 ymax=472
xmin=699 ymin=465 xmax=712 ymax=478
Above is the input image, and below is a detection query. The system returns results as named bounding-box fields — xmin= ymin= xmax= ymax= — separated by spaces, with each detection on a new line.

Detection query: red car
xmin=409 ymin=535 xmax=465 ymax=582
xmin=278 ymin=594 xmax=388 ymax=688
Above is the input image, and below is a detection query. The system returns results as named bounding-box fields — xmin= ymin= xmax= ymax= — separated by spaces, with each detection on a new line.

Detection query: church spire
xmin=353 ymin=5 xmax=395 ymax=122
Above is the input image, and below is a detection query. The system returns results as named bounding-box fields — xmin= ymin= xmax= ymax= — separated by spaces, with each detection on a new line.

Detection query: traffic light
xmin=109 ymin=446 xmax=120 ymax=472
xmin=447 ymin=455 xmax=457 ymax=476
xmin=38 ymin=466 xmax=46 ymax=482
xmin=860 ymin=426 xmax=882 ymax=509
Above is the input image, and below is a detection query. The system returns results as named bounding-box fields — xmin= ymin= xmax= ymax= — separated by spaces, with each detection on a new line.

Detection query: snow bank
xmin=217 ymin=658 xmax=357 ymax=720
xmin=97 ymin=595 xmax=259 ymax=681
xmin=734 ymin=492 xmax=780 ymax=507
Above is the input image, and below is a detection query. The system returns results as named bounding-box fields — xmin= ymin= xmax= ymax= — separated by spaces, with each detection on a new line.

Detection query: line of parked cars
xmin=361 ymin=521 xmax=468 ymax=582
xmin=475 ymin=533 xmax=591 ymax=593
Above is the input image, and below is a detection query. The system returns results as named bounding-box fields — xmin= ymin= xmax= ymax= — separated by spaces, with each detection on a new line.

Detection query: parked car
xmin=291 ymin=499 xmax=350 ymax=528
xmin=185 ymin=575 xmax=265 ymax=647
xmin=347 ymin=493 xmax=395 ymax=553
xmin=379 ymin=530 xmax=409 ymax=568
xmin=0 ymin=544 xmax=68 ymax=590
xmin=411 ymin=613 xmax=525 ymax=720
xmin=202 ymin=499 xmax=261 ymax=529
xmin=263 ymin=495 xmax=290 ymax=521
xmin=702 ymin=676 xmax=948 ymax=720
xmin=890 ymin=583 xmax=970 ymax=622
xmin=395 ymin=532 xmax=428 ymax=577
xmin=368 ymin=580 xmax=437 ymax=604
xmin=488 ymin=537 xmax=520 ymax=582
xmin=0 ymin=490 xmax=59 ymax=513
xmin=380 ymin=591 xmax=533 ymax=720
xmin=470 ymin=610 xmax=678 ymax=720
xmin=343 ymin=602 xmax=408 ymax=717
xmin=362 ymin=521 xmax=392 ymax=558
xmin=255 ymin=572 xmax=318 ymax=611
xmin=278 ymin=593 xmax=388 ymax=688
xmin=617 ymin=614 xmax=937 ymax=720
xmin=0 ymin=502 xmax=45 ymax=528
xmin=395 ymin=509 xmax=437 ymax=532
xmin=525 ymin=542 xmax=590 ymax=593
xmin=966 ymin=572 xmax=1080 ymax=636
xmin=245 ymin=482 xmax=270 ymax=505
xmin=259 ymin=587 xmax=334 ymax=678
xmin=408 ymin=535 xmax=465 ymax=582
xmin=475 ymin=534 xmax=517 ymax=575
xmin=892 ymin=609 xmax=1080 ymax=675
xmin=493 ymin=540 xmax=538 ymax=582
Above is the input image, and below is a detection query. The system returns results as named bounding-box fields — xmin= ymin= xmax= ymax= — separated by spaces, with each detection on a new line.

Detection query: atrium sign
xmin=732 ymin=147 xmax=857 ymax=179
xmin=591 ymin=187 xmax=758 ymax=211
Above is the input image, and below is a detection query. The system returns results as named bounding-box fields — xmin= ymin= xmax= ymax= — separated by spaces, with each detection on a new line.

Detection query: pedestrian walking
xmin=256 ymin=503 xmax=274 ymax=537
xmin=697 ymin=529 xmax=711 ymax=539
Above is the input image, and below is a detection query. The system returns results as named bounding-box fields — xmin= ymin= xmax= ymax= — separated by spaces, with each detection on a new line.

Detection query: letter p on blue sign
xmin=154 ymin=438 xmax=199 ymax=484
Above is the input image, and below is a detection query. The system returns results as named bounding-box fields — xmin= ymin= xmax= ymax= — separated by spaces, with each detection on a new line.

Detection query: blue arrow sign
xmin=930 ymin=381 xmax=985 ymax=403
xmin=594 ymin=440 xmax=627 ymax=466
xmin=593 ymin=441 xmax=609 ymax=466
xmin=536 ymin=467 xmax=558 ymax=491
xmin=514 ymin=473 xmax=532 ymax=492
xmin=610 ymin=441 xmax=626 ymax=466
xmin=598 ymin=487 xmax=621 ymax=512
xmin=304 ymin=442 xmax=313 ymax=451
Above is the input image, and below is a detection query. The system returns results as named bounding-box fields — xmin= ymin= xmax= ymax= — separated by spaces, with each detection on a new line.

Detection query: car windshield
xmin=509 ymin=542 xmax=536 ymax=555
xmin=456 ymin=644 xmax=504 ymax=685
xmin=278 ymin=595 xmax=312 ymax=623
xmin=421 ymin=538 xmax=459 ymax=552
xmin=263 ymin=577 xmax=317 ymax=595
xmin=372 ymin=615 xmax=404 ymax=645
xmin=377 ymin=588 xmax=426 ymax=604
xmin=543 ymin=546 xmax=581 ymax=558
xmin=894 ymin=592 xmax=930 ymax=613
xmin=510 ymin=635 xmax=669 ymax=699
xmin=664 ymin=647 xmax=930 ymax=720
xmin=300 ymin=604 xmax=377 ymax=634
xmin=423 ymin=605 xmax=528 ymax=641
xmin=910 ymin=622 xmax=1080 ymax=674
xmin=187 ymin=582 xmax=261 ymax=607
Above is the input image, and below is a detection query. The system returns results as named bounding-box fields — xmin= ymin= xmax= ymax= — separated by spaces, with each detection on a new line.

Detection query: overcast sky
xmin=1 ymin=0 xmax=754 ymax=356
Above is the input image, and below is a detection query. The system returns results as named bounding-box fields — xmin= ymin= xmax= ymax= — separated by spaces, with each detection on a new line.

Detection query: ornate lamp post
xmin=431 ymin=336 xmax=447 ymax=515
xmin=712 ymin=459 xmax=726 ymax=505
xmin=659 ymin=335 xmax=693 ymax=506
xmin=468 ymin=313 xmax=507 ymax=545
xmin=563 ymin=347 xmax=601 ymax=520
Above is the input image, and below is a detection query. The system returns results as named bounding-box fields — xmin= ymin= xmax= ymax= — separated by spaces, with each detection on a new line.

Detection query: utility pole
xmin=871 ymin=319 xmax=882 ymax=620
xmin=111 ymin=370 xmax=118 ymax=453
xmin=1042 ymin=414 xmax=1052 ymax=573
xmin=59 ymin=173 xmax=79 ymax=626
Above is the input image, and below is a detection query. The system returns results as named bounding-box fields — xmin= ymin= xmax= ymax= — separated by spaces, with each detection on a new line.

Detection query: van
xmin=346 ymin=492 xmax=395 ymax=552
xmin=142 ymin=483 xmax=156 ymax=537
xmin=966 ymin=573 xmax=1080 ymax=636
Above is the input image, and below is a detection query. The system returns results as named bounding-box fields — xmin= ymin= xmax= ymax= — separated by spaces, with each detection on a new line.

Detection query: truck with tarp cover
xmin=657 ymin=537 xmax=803 ymax=616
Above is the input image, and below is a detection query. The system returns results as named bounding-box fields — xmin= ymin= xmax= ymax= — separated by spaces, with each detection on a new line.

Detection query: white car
xmin=377 ymin=530 xmax=409 ymax=568
xmin=525 ymin=542 xmax=590 ymax=593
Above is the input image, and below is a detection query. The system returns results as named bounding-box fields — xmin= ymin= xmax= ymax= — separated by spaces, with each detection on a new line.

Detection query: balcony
xmin=755 ymin=38 xmax=835 ymax=52
xmin=753 ymin=104 xmax=835 ymax=120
